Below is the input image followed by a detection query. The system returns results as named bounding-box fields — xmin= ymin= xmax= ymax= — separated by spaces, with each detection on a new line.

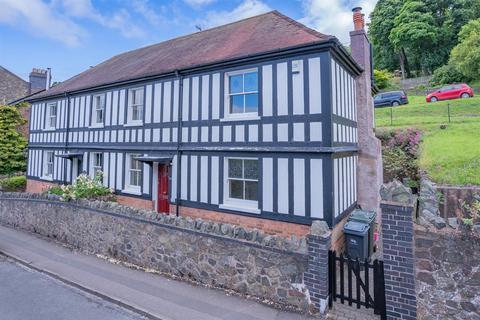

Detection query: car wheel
xmin=430 ymin=96 xmax=438 ymax=102
xmin=461 ymin=93 xmax=470 ymax=98
xmin=391 ymin=101 xmax=400 ymax=107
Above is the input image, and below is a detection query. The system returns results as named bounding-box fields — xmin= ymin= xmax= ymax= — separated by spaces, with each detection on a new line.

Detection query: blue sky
xmin=0 ymin=0 xmax=377 ymax=83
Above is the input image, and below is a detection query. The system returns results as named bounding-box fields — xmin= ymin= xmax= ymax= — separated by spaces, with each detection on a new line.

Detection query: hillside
xmin=375 ymin=96 xmax=480 ymax=185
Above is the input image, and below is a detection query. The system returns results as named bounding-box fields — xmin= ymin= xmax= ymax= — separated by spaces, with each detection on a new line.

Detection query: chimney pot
xmin=352 ymin=7 xmax=365 ymax=31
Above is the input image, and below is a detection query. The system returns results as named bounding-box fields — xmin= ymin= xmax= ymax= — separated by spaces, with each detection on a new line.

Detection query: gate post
xmin=380 ymin=201 xmax=417 ymax=320
xmin=305 ymin=221 xmax=331 ymax=314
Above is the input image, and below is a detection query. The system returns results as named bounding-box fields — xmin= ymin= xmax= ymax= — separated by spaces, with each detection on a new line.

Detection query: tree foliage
xmin=369 ymin=0 xmax=480 ymax=76
xmin=450 ymin=19 xmax=480 ymax=80
xmin=431 ymin=63 xmax=467 ymax=85
xmin=374 ymin=69 xmax=394 ymax=89
xmin=0 ymin=106 xmax=27 ymax=174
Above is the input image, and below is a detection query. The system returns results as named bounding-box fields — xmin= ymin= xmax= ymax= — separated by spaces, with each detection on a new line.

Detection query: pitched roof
xmin=32 ymin=11 xmax=333 ymax=100
xmin=0 ymin=66 xmax=29 ymax=105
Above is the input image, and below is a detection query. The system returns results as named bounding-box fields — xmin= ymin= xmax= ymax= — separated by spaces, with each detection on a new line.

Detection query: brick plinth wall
xmin=117 ymin=195 xmax=154 ymax=211
xmin=171 ymin=205 xmax=311 ymax=238
xmin=26 ymin=179 xmax=55 ymax=193
xmin=305 ymin=232 xmax=331 ymax=314
xmin=381 ymin=202 xmax=417 ymax=320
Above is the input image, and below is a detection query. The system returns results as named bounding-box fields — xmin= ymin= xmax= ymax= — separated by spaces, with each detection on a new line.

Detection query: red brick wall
xmin=117 ymin=195 xmax=154 ymax=211
xmin=169 ymin=205 xmax=310 ymax=238
xmin=26 ymin=179 xmax=55 ymax=193
xmin=330 ymin=215 xmax=348 ymax=253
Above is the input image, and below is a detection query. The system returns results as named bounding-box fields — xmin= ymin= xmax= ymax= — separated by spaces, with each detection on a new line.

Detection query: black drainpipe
xmin=63 ymin=92 xmax=71 ymax=183
xmin=175 ymin=70 xmax=183 ymax=217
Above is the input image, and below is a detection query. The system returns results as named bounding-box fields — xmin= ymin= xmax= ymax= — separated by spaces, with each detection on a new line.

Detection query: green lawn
xmin=375 ymin=96 xmax=480 ymax=185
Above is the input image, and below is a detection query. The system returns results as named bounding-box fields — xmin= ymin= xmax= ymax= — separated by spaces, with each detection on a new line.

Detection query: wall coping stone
xmin=0 ymin=192 xmax=308 ymax=255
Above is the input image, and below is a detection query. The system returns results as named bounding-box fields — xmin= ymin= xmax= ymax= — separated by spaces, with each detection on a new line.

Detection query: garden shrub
xmin=431 ymin=64 xmax=468 ymax=85
xmin=0 ymin=105 xmax=27 ymax=175
xmin=0 ymin=175 xmax=26 ymax=192
xmin=373 ymin=69 xmax=394 ymax=90
xmin=47 ymin=172 xmax=114 ymax=201
xmin=376 ymin=128 xmax=422 ymax=185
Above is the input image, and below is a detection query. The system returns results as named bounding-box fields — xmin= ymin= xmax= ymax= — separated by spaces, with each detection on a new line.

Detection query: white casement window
xmin=92 ymin=94 xmax=105 ymax=126
xmin=124 ymin=154 xmax=142 ymax=194
xmin=127 ymin=87 xmax=144 ymax=125
xmin=91 ymin=152 xmax=103 ymax=177
xmin=46 ymin=103 xmax=57 ymax=129
xmin=43 ymin=151 xmax=54 ymax=179
xmin=220 ymin=158 xmax=259 ymax=213
xmin=223 ymin=69 xmax=259 ymax=120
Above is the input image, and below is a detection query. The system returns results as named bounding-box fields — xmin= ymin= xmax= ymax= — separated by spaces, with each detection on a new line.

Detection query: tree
xmin=389 ymin=1 xmax=439 ymax=74
xmin=369 ymin=0 xmax=480 ymax=77
xmin=0 ymin=106 xmax=27 ymax=174
xmin=368 ymin=0 xmax=406 ymax=73
xmin=450 ymin=19 xmax=480 ymax=80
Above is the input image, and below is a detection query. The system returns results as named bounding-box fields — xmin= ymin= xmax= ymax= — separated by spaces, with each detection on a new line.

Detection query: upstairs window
xmin=46 ymin=103 xmax=57 ymax=129
xmin=225 ymin=69 xmax=258 ymax=119
xmin=127 ymin=87 xmax=144 ymax=124
xmin=92 ymin=94 xmax=105 ymax=126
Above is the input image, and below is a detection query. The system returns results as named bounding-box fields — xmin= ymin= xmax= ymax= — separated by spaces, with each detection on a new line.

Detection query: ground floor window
xmin=125 ymin=154 xmax=142 ymax=194
xmin=222 ymin=158 xmax=259 ymax=212
xmin=91 ymin=152 xmax=103 ymax=176
xmin=43 ymin=151 xmax=54 ymax=179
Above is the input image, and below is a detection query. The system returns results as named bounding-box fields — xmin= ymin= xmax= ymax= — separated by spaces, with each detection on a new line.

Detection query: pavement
xmin=0 ymin=225 xmax=317 ymax=320
xmin=0 ymin=255 xmax=146 ymax=320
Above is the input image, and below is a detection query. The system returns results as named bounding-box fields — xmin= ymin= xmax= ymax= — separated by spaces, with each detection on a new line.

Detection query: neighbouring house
xmin=25 ymin=9 xmax=381 ymax=238
xmin=0 ymin=67 xmax=51 ymax=105
xmin=1 ymin=67 xmax=52 ymax=138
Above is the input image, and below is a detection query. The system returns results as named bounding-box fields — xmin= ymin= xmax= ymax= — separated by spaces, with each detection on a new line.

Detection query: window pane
xmin=244 ymin=72 xmax=258 ymax=92
xmin=228 ymin=159 xmax=243 ymax=178
xmin=229 ymin=180 xmax=244 ymax=199
xmin=96 ymin=110 xmax=103 ymax=123
xmin=230 ymin=95 xmax=244 ymax=114
xmin=245 ymin=181 xmax=258 ymax=201
xmin=244 ymin=93 xmax=258 ymax=113
xmin=229 ymin=74 xmax=243 ymax=94
xmin=50 ymin=105 xmax=57 ymax=116
xmin=244 ymin=160 xmax=258 ymax=179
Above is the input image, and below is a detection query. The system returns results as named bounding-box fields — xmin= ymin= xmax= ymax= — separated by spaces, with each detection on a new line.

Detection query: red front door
xmin=157 ymin=164 xmax=170 ymax=213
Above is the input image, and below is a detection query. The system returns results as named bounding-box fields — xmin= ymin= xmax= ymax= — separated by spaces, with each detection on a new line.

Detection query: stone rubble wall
xmin=415 ymin=226 xmax=480 ymax=319
xmin=0 ymin=192 xmax=314 ymax=312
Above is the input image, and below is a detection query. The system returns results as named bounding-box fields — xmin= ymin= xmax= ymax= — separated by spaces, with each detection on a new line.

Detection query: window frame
xmin=222 ymin=68 xmax=260 ymax=121
xmin=46 ymin=102 xmax=57 ymax=130
xmin=42 ymin=151 xmax=54 ymax=180
xmin=124 ymin=153 xmax=142 ymax=195
xmin=91 ymin=152 xmax=103 ymax=177
xmin=126 ymin=87 xmax=144 ymax=126
xmin=220 ymin=157 xmax=260 ymax=214
xmin=91 ymin=94 xmax=106 ymax=127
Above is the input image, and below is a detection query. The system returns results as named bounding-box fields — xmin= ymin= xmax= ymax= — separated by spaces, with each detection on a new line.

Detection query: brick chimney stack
xmin=350 ymin=7 xmax=383 ymax=214
xmin=29 ymin=68 xmax=51 ymax=94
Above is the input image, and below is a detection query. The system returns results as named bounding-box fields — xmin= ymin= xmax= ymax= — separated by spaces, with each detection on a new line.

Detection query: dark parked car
xmin=426 ymin=83 xmax=474 ymax=102
xmin=374 ymin=91 xmax=409 ymax=107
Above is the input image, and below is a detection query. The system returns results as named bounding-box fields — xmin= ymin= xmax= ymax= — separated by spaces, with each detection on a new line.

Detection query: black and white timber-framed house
xmin=26 ymin=11 xmax=363 ymax=233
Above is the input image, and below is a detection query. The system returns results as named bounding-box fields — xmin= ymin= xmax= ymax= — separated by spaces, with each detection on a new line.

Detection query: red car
xmin=426 ymin=83 xmax=474 ymax=102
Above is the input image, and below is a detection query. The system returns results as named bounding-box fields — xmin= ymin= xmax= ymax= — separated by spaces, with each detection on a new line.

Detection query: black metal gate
xmin=328 ymin=251 xmax=386 ymax=319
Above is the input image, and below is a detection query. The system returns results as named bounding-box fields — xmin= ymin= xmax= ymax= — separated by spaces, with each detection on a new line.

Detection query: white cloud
xmin=131 ymin=0 xmax=163 ymax=26
xmin=299 ymin=0 xmax=378 ymax=44
xmin=57 ymin=0 xmax=145 ymax=39
xmin=0 ymin=0 xmax=85 ymax=46
xmin=202 ymin=0 xmax=271 ymax=29
xmin=184 ymin=0 xmax=216 ymax=7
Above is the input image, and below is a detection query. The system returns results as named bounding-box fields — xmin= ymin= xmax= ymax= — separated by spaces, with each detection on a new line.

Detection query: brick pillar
xmin=305 ymin=221 xmax=331 ymax=313
xmin=381 ymin=202 xmax=417 ymax=320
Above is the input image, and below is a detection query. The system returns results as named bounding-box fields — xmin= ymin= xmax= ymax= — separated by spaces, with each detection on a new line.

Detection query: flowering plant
xmin=47 ymin=171 xmax=114 ymax=201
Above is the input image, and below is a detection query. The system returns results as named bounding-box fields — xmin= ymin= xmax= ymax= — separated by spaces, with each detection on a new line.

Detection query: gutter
xmin=27 ymin=38 xmax=363 ymax=103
